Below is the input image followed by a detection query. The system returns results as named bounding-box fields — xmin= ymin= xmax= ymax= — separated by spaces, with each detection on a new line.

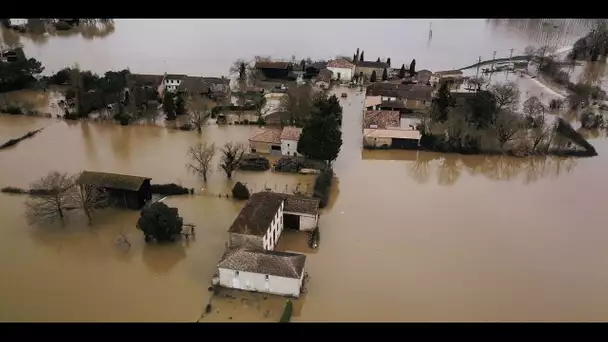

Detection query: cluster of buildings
xmin=130 ymin=73 xmax=231 ymax=103
xmin=361 ymin=68 xmax=466 ymax=149
xmin=215 ymin=191 xmax=321 ymax=298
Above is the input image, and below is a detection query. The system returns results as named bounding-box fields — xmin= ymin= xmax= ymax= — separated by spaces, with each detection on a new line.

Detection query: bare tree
xmin=25 ymin=171 xmax=75 ymax=223
xmin=186 ymin=142 xmax=216 ymax=182
xmin=491 ymin=82 xmax=521 ymax=111
xmin=468 ymin=76 xmax=486 ymax=91
xmin=524 ymin=45 xmax=536 ymax=61
xmin=494 ymin=110 xmax=523 ymax=149
xmin=71 ymin=179 xmax=108 ymax=224
xmin=219 ymin=142 xmax=245 ymax=179
xmin=188 ymin=96 xmax=210 ymax=133
xmin=523 ymin=96 xmax=545 ymax=125
xmin=530 ymin=119 xmax=555 ymax=153
xmin=279 ymin=85 xmax=313 ymax=124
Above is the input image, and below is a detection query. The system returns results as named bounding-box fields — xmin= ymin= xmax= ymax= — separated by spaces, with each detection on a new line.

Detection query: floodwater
xmin=2 ymin=19 xmax=608 ymax=322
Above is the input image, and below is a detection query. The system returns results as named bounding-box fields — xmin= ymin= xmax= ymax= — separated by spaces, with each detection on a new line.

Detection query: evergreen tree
xmin=387 ymin=57 xmax=391 ymax=67
xmin=399 ymin=64 xmax=406 ymax=79
xmin=353 ymin=53 xmax=357 ymax=62
xmin=238 ymin=62 xmax=246 ymax=81
xmin=370 ymin=70 xmax=377 ymax=82
xmin=360 ymin=51 xmax=365 ymax=61
xmin=175 ymin=92 xmax=186 ymax=115
xmin=382 ymin=68 xmax=388 ymax=81
xmin=409 ymin=59 xmax=416 ymax=76
xmin=355 ymin=48 xmax=360 ymax=61
xmin=376 ymin=57 xmax=381 ymax=63
xmin=431 ymin=82 xmax=455 ymax=123
xmin=297 ymin=94 xmax=343 ymax=163
xmin=163 ymin=92 xmax=176 ymax=120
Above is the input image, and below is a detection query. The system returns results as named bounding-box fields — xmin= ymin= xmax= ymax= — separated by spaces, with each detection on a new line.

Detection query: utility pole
xmin=507 ymin=48 xmax=514 ymax=80
xmin=475 ymin=56 xmax=481 ymax=78
xmin=490 ymin=50 xmax=497 ymax=71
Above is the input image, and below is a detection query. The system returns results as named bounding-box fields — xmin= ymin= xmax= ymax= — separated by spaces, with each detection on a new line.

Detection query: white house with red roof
xmin=326 ymin=59 xmax=355 ymax=82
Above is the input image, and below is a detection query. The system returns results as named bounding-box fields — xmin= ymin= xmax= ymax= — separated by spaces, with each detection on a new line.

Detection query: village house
xmin=216 ymin=247 xmax=306 ymax=298
xmin=202 ymin=77 xmax=230 ymax=100
xmin=75 ymin=171 xmax=152 ymax=210
xmin=416 ymin=69 xmax=433 ymax=84
xmin=313 ymin=69 xmax=332 ymax=90
xmin=280 ymin=126 xmax=302 ymax=156
xmin=356 ymin=60 xmax=390 ymax=80
xmin=176 ymin=76 xmax=208 ymax=97
xmin=305 ymin=62 xmax=327 ymax=79
xmin=248 ymin=129 xmax=283 ymax=155
xmin=326 ymin=59 xmax=355 ymax=82
xmin=364 ymin=110 xmax=401 ymax=129
xmin=228 ymin=191 xmax=320 ymax=250
xmin=161 ymin=73 xmax=187 ymax=94
xmin=434 ymin=69 xmax=464 ymax=86
xmin=248 ymin=127 xmax=303 ymax=156
xmin=366 ymin=83 xmax=433 ymax=114
xmin=365 ymin=96 xmax=382 ymax=110
xmin=363 ymin=128 xmax=421 ymax=150
xmin=255 ymin=61 xmax=294 ymax=80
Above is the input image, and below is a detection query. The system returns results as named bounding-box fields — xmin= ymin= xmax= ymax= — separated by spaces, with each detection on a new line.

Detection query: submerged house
xmin=217 ymin=247 xmax=307 ymax=298
xmin=75 ymin=171 xmax=152 ymax=210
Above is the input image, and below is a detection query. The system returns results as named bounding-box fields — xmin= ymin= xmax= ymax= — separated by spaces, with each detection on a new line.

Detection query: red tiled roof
xmin=327 ymin=59 xmax=355 ymax=69
xmin=280 ymin=126 xmax=302 ymax=141
xmin=249 ymin=129 xmax=282 ymax=144
xmin=363 ymin=110 xmax=400 ymax=129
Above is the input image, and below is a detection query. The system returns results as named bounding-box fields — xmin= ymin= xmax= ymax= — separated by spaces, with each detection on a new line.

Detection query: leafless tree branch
xmin=186 ymin=142 xmax=216 ymax=182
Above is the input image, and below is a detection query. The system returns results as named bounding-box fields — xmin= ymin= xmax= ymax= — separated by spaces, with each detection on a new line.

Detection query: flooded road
xmin=3 ymin=19 xmax=608 ymax=322
xmin=2 ymin=86 xmax=608 ymax=322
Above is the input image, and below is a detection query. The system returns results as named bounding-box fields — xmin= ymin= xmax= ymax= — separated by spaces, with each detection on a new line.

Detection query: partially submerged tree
xmin=25 ymin=171 xmax=75 ymax=223
xmin=232 ymin=182 xmax=250 ymax=200
xmin=137 ymin=202 xmax=183 ymax=243
xmin=494 ymin=110 xmax=522 ymax=149
xmin=522 ymin=96 xmax=545 ymax=127
xmin=163 ymin=92 xmax=176 ymax=120
xmin=175 ymin=92 xmax=186 ymax=115
xmin=186 ymin=142 xmax=216 ymax=182
xmin=71 ymin=178 xmax=108 ymax=224
xmin=188 ymin=96 xmax=210 ymax=133
xmin=430 ymin=82 xmax=455 ymax=123
xmin=219 ymin=142 xmax=245 ymax=179
xmin=297 ymin=94 xmax=343 ymax=164
xmin=490 ymin=81 xmax=521 ymax=111
xmin=279 ymin=85 xmax=314 ymax=125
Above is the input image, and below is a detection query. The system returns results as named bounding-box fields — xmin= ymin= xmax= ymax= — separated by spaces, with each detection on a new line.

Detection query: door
xmin=284 ymin=214 xmax=300 ymax=230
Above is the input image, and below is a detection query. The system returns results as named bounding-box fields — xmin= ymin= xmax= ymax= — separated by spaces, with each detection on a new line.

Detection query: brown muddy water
xmin=2 ymin=87 xmax=608 ymax=322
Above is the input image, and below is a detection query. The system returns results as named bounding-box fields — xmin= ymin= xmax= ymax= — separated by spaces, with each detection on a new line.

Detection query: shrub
xmin=256 ymin=116 xmax=266 ymax=126
xmin=179 ymin=123 xmax=193 ymax=131
xmin=232 ymin=182 xmax=250 ymax=200
xmin=54 ymin=21 xmax=72 ymax=31
xmin=137 ymin=202 xmax=183 ymax=243
xmin=274 ymin=156 xmax=327 ymax=174
xmin=243 ymin=119 xmax=249 ymax=125
xmin=279 ymin=300 xmax=293 ymax=323
xmin=4 ymin=106 xmax=23 ymax=115
xmin=238 ymin=154 xmax=270 ymax=171
xmin=312 ymin=169 xmax=333 ymax=209
xmin=150 ymin=183 xmax=191 ymax=196
xmin=234 ymin=121 xmax=240 ymax=125
xmin=0 ymin=186 xmax=28 ymax=194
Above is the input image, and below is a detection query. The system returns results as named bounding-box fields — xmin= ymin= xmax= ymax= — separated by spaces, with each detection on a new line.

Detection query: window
xmin=265 ymin=275 xmax=269 ymax=281
xmin=235 ymin=271 xmax=239 ymax=277
xmin=287 ymin=143 xmax=290 ymax=147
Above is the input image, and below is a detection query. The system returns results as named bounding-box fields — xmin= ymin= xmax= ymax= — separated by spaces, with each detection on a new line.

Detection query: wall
xmin=283 ymin=212 xmax=318 ymax=231
xmin=327 ymin=67 xmax=353 ymax=81
xmin=229 ymin=233 xmax=263 ymax=249
xmin=281 ymin=139 xmax=299 ymax=156
xmin=400 ymin=117 xmax=420 ymax=130
xmin=356 ymin=66 xmax=384 ymax=79
xmin=263 ymin=202 xmax=284 ymax=250
xmin=405 ymin=99 xmax=430 ymax=111
xmin=218 ymin=268 xmax=302 ymax=298
xmin=249 ymin=141 xmax=273 ymax=154
xmin=363 ymin=136 xmax=392 ymax=148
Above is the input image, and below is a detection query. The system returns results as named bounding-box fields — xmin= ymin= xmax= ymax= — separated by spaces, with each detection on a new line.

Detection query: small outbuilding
xmin=217 ymin=247 xmax=307 ymax=298
xmin=76 ymin=171 xmax=152 ymax=210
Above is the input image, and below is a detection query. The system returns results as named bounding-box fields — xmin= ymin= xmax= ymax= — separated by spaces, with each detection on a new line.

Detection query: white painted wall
xmin=262 ymin=202 xmax=284 ymax=250
xmin=400 ymin=117 xmax=420 ymax=130
xmin=284 ymin=211 xmax=318 ymax=231
xmin=281 ymin=139 xmax=299 ymax=156
xmin=381 ymin=96 xmax=397 ymax=101
xmin=327 ymin=67 xmax=354 ymax=82
xmin=218 ymin=268 xmax=302 ymax=298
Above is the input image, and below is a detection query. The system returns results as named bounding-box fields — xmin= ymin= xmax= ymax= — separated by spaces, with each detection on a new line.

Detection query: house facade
xmin=363 ymin=129 xmax=421 ymax=149
xmin=280 ymin=127 xmax=302 ymax=156
xmin=217 ymin=248 xmax=306 ymax=298
xmin=416 ymin=69 xmax=433 ymax=84
xmin=249 ymin=129 xmax=283 ymax=155
xmin=228 ymin=192 xmax=285 ymax=251
xmin=75 ymin=171 xmax=152 ymax=210
xmin=326 ymin=59 xmax=355 ymax=82
xmin=356 ymin=61 xmax=390 ymax=80
xmin=162 ymin=74 xmax=187 ymax=93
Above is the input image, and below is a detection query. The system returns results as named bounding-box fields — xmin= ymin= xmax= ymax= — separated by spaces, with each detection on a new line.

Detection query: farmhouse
xmin=249 ymin=129 xmax=283 ymax=155
xmin=356 ymin=60 xmax=390 ymax=80
xmin=363 ymin=128 xmax=421 ymax=150
xmin=217 ymin=247 xmax=307 ymax=298
xmin=255 ymin=61 xmax=294 ymax=80
xmin=326 ymin=59 xmax=355 ymax=82
xmin=75 ymin=171 xmax=152 ymax=210
xmin=280 ymin=126 xmax=302 ymax=156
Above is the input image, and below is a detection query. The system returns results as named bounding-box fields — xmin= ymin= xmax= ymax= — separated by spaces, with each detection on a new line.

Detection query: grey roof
xmin=76 ymin=171 xmax=151 ymax=191
xmin=178 ymin=76 xmax=209 ymax=94
xmin=165 ymin=74 xmax=187 ymax=80
xmin=218 ymin=247 xmax=306 ymax=279
xmin=131 ymin=74 xmax=164 ymax=87
xmin=357 ymin=61 xmax=390 ymax=69
xmin=202 ymin=77 xmax=229 ymax=85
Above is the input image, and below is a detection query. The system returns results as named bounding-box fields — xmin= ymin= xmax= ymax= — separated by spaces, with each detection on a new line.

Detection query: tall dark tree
xmin=431 ymin=82 xmax=455 ymax=123
xmin=353 ymin=53 xmax=357 ymax=63
xmin=382 ymin=68 xmax=388 ymax=81
xmin=297 ymin=95 xmax=343 ymax=164
xmin=409 ymin=59 xmax=416 ymax=76
xmin=399 ymin=64 xmax=406 ymax=79
xmin=370 ymin=70 xmax=377 ymax=82
xmin=355 ymin=48 xmax=360 ymax=61
xmin=163 ymin=92 xmax=176 ymax=120
xmin=300 ymin=59 xmax=306 ymax=71
xmin=238 ymin=62 xmax=246 ymax=81
xmin=360 ymin=51 xmax=365 ymax=61
xmin=175 ymin=92 xmax=186 ymax=115
xmin=386 ymin=57 xmax=391 ymax=67
xmin=465 ymin=90 xmax=498 ymax=129
xmin=376 ymin=57 xmax=381 ymax=63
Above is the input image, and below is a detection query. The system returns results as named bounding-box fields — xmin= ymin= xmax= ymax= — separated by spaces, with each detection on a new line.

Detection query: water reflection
xmin=362 ymin=149 xmax=578 ymax=185
xmin=142 ymin=243 xmax=187 ymax=274
xmin=0 ymin=20 xmax=115 ymax=48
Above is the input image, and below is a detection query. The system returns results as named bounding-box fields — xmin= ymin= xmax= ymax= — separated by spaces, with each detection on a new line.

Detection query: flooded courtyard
xmin=2 ymin=19 xmax=608 ymax=322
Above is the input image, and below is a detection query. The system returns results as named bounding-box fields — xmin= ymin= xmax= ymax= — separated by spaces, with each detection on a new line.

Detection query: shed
xmin=76 ymin=171 xmax=152 ymax=210
xmin=217 ymin=247 xmax=307 ymax=298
